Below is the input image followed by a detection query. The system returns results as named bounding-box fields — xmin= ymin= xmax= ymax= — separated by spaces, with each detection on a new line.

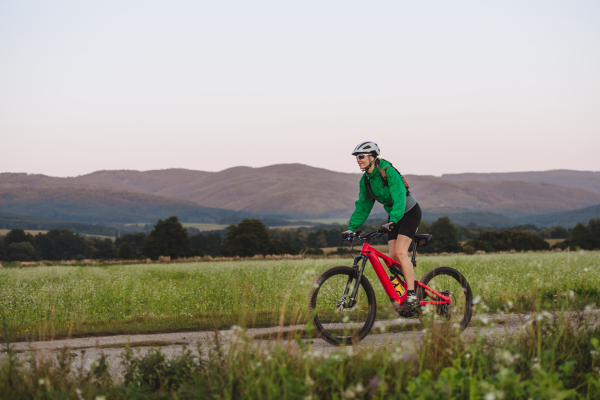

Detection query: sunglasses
xmin=356 ymin=154 xmax=371 ymax=160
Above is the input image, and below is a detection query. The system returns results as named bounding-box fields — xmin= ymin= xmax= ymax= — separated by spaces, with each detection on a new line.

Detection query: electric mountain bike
xmin=308 ymin=229 xmax=473 ymax=346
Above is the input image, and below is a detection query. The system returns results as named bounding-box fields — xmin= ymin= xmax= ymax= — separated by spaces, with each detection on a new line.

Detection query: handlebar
xmin=343 ymin=229 xmax=385 ymax=243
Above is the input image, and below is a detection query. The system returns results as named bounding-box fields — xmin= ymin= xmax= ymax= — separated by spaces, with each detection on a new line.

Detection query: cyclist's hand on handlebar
xmin=381 ymin=221 xmax=397 ymax=232
xmin=341 ymin=230 xmax=354 ymax=239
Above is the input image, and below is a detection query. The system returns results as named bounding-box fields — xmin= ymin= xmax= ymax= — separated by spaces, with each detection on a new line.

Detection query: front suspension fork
xmin=343 ymin=255 xmax=368 ymax=308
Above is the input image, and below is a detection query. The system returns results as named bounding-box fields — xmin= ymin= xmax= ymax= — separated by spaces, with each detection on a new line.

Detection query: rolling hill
xmin=514 ymin=204 xmax=600 ymax=228
xmin=2 ymin=167 xmax=600 ymax=224
xmin=442 ymin=170 xmax=600 ymax=194
xmin=0 ymin=187 xmax=248 ymax=223
xmin=0 ymin=212 xmax=118 ymax=236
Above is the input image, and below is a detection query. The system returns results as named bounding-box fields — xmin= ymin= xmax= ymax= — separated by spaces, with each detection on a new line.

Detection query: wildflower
xmin=473 ymin=295 xmax=482 ymax=304
xmin=569 ymin=290 xmax=575 ymax=299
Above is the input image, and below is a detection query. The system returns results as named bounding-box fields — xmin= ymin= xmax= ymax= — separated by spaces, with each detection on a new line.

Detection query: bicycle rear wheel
xmin=417 ymin=266 xmax=473 ymax=331
xmin=308 ymin=266 xmax=377 ymax=346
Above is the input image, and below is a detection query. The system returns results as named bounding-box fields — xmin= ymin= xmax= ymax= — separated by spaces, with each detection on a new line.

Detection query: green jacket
xmin=348 ymin=159 xmax=408 ymax=231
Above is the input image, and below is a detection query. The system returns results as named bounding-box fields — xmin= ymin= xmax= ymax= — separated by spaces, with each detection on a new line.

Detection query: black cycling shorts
xmin=387 ymin=203 xmax=422 ymax=241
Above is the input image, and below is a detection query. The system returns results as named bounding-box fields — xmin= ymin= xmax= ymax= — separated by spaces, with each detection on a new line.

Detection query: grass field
xmin=1 ymin=252 xmax=598 ymax=341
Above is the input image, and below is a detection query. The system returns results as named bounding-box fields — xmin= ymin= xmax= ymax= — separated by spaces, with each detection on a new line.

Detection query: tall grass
xmin=1 ymin=252 xmax=599 ymax=340
xmin=1 ymin=303 xmax=599 ymax=399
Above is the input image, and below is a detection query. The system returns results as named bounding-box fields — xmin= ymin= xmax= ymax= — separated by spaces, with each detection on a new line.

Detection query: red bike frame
xmin=359 ymin=242 xmax=450 ymax=306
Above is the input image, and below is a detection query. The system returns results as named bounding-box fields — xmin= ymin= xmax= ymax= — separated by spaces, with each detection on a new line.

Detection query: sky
xmin=1 ymin=0 xmax=599 ymax=177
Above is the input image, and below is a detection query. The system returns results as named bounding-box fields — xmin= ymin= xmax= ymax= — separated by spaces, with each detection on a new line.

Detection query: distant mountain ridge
xmin=0 ymin=187 xmax=249 ymax=223
xmin=1 ymin=167 xmax=599 ymax=224
xmin=0 ymin=212 xmax=117 ymax=236
xmin=442 ymin=170 xmax=600 ymax=194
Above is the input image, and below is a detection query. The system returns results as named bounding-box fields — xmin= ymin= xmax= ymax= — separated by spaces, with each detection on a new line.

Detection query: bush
xmin=302 ymin=247 xmax=325 ymax=255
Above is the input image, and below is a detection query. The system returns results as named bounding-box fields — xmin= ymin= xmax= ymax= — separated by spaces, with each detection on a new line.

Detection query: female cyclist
xmin=342 ymin=141 xmax=422 ymax=314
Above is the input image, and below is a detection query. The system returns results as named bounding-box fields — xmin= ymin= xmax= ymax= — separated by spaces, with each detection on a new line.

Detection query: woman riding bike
xmin=342 ymin=141 xmax=422 ymax=315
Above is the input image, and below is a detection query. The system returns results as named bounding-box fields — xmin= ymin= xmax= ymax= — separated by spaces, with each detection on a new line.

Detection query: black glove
xmin=341 ymin=230 xmax=354 ymax=239
xmin=381 ymin=221 xmax=397 ymax=232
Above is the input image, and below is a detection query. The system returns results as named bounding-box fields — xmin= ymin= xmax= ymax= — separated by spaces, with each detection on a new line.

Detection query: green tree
xmin=270 ymin=240 xmax=302 ymax=255
xmin=93 ymin=238 xmax=117 ymax=259
xmin=0 ymin=236 xmax=6 ymax=260
xmin=5 ymin=229 xmax=35 ymax=245
xmin=35 ymin=229 xmax=87 ymax=261
xmin=420 ymin=217 xmax=462 ymax=253
xmin=569 ymin=223 xmax=592 ymax=250
xmin=221 ymin=218 xmax=272 ymax=257
xmin=142 ymin=216 xmax=192 ymax=260
xmin=588 ymin=218 xmax=600 ymax=249
xmin=118 ymin=242 xmax=133 ymax=259
xmin=115 ymin=233 xmax=147 ymax=256
xmin=190 ymin=232 xmax=222 ymax=256
xmin=6 ymin=242 xmax=39 ymax=261
xmin=550 ymin=226 xmax=569 ymax=239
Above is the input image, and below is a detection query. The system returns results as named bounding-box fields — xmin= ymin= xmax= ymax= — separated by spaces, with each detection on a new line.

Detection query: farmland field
xmin=1 ymin=252 xmax=599 ymax=341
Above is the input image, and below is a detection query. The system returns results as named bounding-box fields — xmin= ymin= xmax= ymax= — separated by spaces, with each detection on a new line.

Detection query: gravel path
xmin=3 ymin=310 xmax=598 ymax=378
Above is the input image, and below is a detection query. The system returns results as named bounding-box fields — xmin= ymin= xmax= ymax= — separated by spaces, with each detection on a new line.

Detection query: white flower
xmin=473 ymin=296 xmax=482 ymax=304
xmin=569 ymin=290 xmax=575 ymax=299
xmin=38 ymin=379 xmax=45 ymax=385
xmin=485 ymin=393 xmax=495 ymax=400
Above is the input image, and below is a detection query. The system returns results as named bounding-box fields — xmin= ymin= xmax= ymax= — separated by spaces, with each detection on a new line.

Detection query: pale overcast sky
xmin=1 ymin=0 xmax=599 ymax=177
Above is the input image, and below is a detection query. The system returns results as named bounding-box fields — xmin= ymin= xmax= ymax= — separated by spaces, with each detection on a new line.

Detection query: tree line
xmin=1 ymin=216 xmax=598 ymax=262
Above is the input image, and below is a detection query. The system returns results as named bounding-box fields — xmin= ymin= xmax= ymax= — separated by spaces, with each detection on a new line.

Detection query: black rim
xmin=311 ymin=268 xmax=376 ymax=345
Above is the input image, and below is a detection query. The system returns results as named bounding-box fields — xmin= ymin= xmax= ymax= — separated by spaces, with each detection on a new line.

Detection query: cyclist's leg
xmin=388 ymin=204 xmax=422 ymax=291
xmin=389 ymin=235 xmax=415 ymax=291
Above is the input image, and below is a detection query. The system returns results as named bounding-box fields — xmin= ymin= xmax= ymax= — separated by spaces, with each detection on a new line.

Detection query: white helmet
xmin=352 ymin=141 xmax=380 ymax=156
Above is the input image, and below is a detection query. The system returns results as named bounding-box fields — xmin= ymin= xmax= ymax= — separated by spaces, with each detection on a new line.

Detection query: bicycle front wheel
xmin=308 ymin=266 xmax=377 ymax=346
xmin=417 ymin=266 xmax=473 ymax=331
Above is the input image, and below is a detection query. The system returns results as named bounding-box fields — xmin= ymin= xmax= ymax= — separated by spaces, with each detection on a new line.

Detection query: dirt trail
xmin=3 ymin=310 xmax=598 ymax=378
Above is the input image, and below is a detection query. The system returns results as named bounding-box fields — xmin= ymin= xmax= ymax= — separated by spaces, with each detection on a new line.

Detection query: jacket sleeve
xmin=387 ymin=167 xmax=407 ymax=223
xmin=348 ymin=176 xmax=375 ymax=231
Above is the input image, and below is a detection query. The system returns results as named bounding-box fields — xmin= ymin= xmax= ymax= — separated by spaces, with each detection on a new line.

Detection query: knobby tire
xmin=308 ymin=266 xmax=377 ymax=346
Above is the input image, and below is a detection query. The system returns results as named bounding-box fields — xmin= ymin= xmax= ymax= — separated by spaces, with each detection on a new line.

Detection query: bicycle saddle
xmin=414 ymin=234 xmax=433 ymax=247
